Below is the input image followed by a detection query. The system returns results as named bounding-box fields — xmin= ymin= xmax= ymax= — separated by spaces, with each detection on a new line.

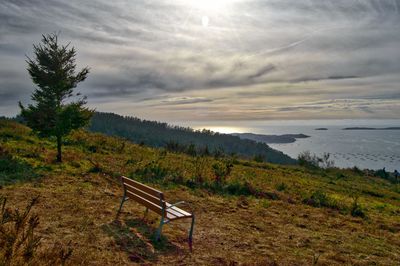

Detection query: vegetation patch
xmin=350 ymin=197 xmax=367 ymax=219
xmin=0 ymin=196 xmax=72 ymax=265
xmin=303 ymin=190 xmax=342 ymax=211
xmin=0 ymin=148 xmax=39 ymax=186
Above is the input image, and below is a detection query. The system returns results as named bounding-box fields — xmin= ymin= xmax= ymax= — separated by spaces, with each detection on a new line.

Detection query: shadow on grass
xmin=0 ymin=151 xmax=40 ymax=186
xmin=102 ymin=218 xmax=179 ymax=263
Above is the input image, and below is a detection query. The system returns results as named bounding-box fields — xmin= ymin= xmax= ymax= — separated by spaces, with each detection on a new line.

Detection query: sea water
xmin=189 ymin=119 xmax=400 ymax=171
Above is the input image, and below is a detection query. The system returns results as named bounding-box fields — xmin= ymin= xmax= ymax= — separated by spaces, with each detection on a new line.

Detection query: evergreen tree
xmin=20 ymin=33 xmax=93 ymax=162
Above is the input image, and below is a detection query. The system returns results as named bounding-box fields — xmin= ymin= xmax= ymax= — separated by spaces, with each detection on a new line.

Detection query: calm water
xmin=187 ymin=119 xmax=400 ymax=171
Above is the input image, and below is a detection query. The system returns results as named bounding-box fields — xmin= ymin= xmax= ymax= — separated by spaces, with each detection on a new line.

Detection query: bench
xmin=116 ymin=176 xmax=195 ymax=247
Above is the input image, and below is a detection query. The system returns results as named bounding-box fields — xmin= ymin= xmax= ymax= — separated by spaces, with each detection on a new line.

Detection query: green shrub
xmin=0 ymin=149 xmax=39 ymax=185
xmin=304 ymin=190 xmax=340 ymax=210
xmin=298 ymin=151 xmax=319 ymax=168
xmin=350 ymin=197 xmax=366 ymax=218
xmin=192 ymin=157 xmax=207 ymax=184
xmin=275 ymin=182 xmax=287 ymax=191
xmin=134 ymin=161 xmax=170 ymax=182
xmin=212 ymin=160 xmax=232 ymax=185
xmin=298 ymin=151 xmax=334 ymax=169
xmin=253 ymin=154 xmax=264 ymax=163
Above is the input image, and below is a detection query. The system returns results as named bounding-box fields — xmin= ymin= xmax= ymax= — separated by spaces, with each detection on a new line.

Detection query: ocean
xmin=188 ymin=119 xmax=400 ymax=171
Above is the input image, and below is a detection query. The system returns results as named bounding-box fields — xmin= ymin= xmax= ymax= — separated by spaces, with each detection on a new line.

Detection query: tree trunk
xmin=56 ymin=135 xmax=62 ymax=162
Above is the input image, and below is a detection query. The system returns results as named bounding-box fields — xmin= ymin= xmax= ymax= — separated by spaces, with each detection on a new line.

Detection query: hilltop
xmin=88 ymin=112 xmax=296 ymax=164
xmin=1 ymin=119 xmax=399 ymax=265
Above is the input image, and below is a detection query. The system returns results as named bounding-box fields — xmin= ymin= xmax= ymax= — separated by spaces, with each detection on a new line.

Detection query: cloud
xmin=290 ymin=75 xmax=360 ymax=83
xmin=247 ymin=64 xmax=276 ymax=79
xmin=0 ymin=0 xmax=399 ymax=121
xmin=160 ymin=96 xmax=213 ymax=105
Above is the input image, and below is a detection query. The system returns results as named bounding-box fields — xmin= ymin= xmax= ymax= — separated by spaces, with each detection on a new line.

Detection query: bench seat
xmin=165 ymin=202 xmax=192 ymax=221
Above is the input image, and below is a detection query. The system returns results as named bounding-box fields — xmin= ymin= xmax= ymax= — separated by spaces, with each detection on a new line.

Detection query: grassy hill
xmin=88 ymin=112 xmax=296 ymax=165
xmin=1 ymin=119 xmax=399 ymax=265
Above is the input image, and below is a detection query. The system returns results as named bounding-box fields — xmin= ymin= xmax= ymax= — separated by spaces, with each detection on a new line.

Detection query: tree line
xmin=88 ymin=112 xmax=296 ymax=164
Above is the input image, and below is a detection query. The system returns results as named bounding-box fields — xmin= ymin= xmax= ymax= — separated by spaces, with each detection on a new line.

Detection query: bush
xmin=0 ymin=196 xmax=72 ymax=265
xmin=192 ymin=157 xmax=207 ymax=184
xmin=275 ymin=182 xmax=287 ymax=192
xmin=320 ymin=153 xmax=334 ymax=168
xmin=298 ymin=151 xmax=335 ymax=169
xmin=0 ymin=148 xmax=39 ymax=185
xmin=304 ymin=190 xmax=340 ymax=210
xmin=212 ymin=160 xmax=232 ymax=185
xmin=134 ymin=161 xmax=171 ymax=182
xmin=350 ymin=197 xmax=366 ymax=218
xmin=298 ymin=151 xmax=319 ymax=168
xmin=253 ymin=154 xmax=264 ymax=163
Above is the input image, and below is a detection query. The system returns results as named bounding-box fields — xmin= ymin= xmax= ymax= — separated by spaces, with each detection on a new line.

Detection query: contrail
xmin=243 ymin=25 xmax=348 ymax=60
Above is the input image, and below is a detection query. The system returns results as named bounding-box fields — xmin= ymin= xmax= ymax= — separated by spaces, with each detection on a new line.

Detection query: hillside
xmin=1 ymin=119 xmax=400 ymax=265
xmin=88 ymin=112 xmax=296 ymax=164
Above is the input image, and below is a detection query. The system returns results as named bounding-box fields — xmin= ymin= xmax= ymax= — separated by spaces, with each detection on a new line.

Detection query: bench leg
xmin=156 ymin=218 xmax=164 ymax=241
xmin=189 ymin=215 xmax=195 ymax=251
xmin=143 ymin=207 xmax=149 ymax=219
xmin=116 ymin=190 xmax=127 ymax=219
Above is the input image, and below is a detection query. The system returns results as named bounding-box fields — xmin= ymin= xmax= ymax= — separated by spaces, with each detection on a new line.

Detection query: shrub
xmin=351 ymin=166 xmax=364 ymax=175
xmin=212 ymin=160 xmax=232 ymax=185
xmin=253 ymin=154 xmax=264 ymax=163
xmin=192 ymin=157 xmax=207 ymax=184
xmin=0 ymin=196 xmax=72 ymax=265
xmin=304 ymin=190 xmax=340 ymax=210
xmin=298 ymin=151 xmax=319 ymax=168
xmin=0 ymin=196 xmax=41 ymax=264
xmin=134 ymin=161 xmax=170 ymax=182
xmin=320 ymin=153 xmax=334 ymax=168
xmin=0 ymin=148 xmax=39 ymax=185
xmin=298 ymin=151 xmax=335 ymax=169
xmin=275 ymin=182 xmax=287 ymax=192
xmin=186 ymin=143 xmax=197 ymax=157
xmin=350 ymin=197 xmax=366 ymax=218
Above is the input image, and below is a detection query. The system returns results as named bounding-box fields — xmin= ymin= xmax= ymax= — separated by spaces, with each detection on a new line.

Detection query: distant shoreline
xmin=343 ymin=127 xmax=400 ymax=130
xmin=232 ymin=133 xmax=310 ymax=144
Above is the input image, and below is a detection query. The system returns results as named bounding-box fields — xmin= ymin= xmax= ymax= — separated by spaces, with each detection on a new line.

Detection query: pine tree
xmin=20 ymin=33 xmax=93 ymax=162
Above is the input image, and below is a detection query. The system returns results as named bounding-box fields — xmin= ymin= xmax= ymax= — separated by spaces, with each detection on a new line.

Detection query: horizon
xmin=1 ymin=0 xmax=400 ymax=122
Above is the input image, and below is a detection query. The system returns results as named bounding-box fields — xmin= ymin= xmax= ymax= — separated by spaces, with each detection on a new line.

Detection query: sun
xmin=201 ymin=16 xmax=209 ymax=27
xmin=189 ymin=0 xmax=231 ymax=11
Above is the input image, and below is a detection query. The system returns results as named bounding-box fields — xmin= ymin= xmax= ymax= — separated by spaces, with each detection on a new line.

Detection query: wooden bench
xmin=116 ymin=176 xmax=195 ymax=247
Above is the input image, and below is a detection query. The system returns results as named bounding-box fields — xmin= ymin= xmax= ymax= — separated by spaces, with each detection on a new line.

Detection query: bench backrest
xmin=120 ymin=176 xmax=166 ymax=215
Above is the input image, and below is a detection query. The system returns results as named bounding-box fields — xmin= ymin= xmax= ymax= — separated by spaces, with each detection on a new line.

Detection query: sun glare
xmin=198 ymin=126 xmax=245 ymax=134
xmin=201 ymin=16 xmax=209 ymax=27
xmin=190 ymin=0 xmax=230 ymax=11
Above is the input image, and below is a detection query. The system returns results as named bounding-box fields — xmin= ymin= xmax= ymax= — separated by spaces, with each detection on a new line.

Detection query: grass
xmin=0 ymin=120 xmax=399 ymax=264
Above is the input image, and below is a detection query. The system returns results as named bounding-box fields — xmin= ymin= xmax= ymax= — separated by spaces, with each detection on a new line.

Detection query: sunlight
xmin=201 ymin=16 xmax=209 ymax=27
xmin=189 ymin=0 xmax=231 ymax=11
xmin=197 ymin=126 xmax=245 ymax=134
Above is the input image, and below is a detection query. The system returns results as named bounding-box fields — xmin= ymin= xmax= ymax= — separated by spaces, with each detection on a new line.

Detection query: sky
xmin=1 ymin=0 xmax=400 ymax=124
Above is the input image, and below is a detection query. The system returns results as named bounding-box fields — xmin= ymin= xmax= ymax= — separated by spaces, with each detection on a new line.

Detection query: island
xmin=232 ymin=132 xmax=310 ymax=144
xmin=343 ymin=127 xmax=400 ymax=130
xmin=315 ymin=128 xmax=328 ymax=130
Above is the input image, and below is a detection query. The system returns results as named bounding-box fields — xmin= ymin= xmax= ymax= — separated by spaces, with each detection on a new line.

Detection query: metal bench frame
xmin=116 ymin=176 xmax=195 ymax=248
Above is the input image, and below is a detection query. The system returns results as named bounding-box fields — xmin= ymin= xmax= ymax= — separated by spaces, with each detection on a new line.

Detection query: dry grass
xmin=0 ymin=120 xmax=399 ymax=265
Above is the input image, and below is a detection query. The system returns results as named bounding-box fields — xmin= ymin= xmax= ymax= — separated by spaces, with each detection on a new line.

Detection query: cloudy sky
xmin=1 ymin=0 xmax=400 ymax=124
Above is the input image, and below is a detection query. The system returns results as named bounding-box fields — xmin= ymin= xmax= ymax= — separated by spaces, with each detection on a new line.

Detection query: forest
xmin=88 ymin=112 xmax=296 ymax=165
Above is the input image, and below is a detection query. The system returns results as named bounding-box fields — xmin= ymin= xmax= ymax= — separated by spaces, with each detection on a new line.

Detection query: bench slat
xmin=125 ymin=190 xmax=163 ymax=215
xmin=124 ymin=183 xmax=161 ymax=206
xmin=121 ymin=176 xmax=163 ymax=198
xmin=166 ymin=203 xmax=192 ymax=217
